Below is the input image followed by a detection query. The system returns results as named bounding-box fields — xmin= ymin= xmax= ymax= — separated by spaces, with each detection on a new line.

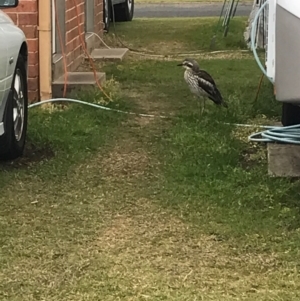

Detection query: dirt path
xmin=60 ymin=87 xmax=293 ymax=301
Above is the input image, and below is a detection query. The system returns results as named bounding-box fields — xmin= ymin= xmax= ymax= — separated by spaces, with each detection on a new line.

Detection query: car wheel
xmin=0 ymin=55 xmax=28 ymax=160
xmin=114 ymin=0 xmax=134 ymax=22
xmin=103 ymin=0 xmax=111 ymax=32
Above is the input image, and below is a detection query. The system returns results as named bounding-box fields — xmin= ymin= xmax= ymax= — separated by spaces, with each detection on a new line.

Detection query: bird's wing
xmin=196 ymin=70 xmax=225 ymax=106
xmin=197 ymin=69 xmax=216 ymax=86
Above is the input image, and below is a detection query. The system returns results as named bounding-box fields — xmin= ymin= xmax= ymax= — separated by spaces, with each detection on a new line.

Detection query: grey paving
xmin=52 ymin=72 xmax=106 ymax=98
xmin=134 ymin=2 xmax=252 ymax=18
xmin=91 ymin=48 xmax=129 ymax=61
xmin=268 ymin=143 xmax=300 ymax=178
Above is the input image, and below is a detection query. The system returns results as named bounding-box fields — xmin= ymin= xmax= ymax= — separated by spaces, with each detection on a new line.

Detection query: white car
xmin=0 ymin=0 xmax=28 ymax=160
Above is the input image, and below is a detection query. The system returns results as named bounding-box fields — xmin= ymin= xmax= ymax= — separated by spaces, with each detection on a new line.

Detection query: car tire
xmin=113 ymin=0 xmax=134 ymax=22
xmin=103 ymin=0 xmax=111 ymax=32
xmin=0 ymin=54 xmax=28 ymax=160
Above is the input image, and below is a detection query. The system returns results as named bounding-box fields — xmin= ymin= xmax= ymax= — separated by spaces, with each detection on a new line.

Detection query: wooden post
xmin=38 ymin=0 xmax=52 ymax=101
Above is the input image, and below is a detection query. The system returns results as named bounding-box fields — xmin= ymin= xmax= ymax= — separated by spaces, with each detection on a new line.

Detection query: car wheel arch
xmin=19 ymin=42 xmax=28 ymax=68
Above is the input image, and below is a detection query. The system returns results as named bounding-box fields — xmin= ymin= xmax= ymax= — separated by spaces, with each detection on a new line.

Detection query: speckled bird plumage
xmin=178 ymin=58 xmax=227 ymax=113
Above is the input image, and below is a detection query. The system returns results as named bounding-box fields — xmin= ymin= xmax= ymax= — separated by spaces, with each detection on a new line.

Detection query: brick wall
xmin=65 ymin=0 xmax=103 ymax=71
xmin=94 ymin=0 xmax=103 ymax=34
xmin=5 ymin=0 xmax=39 ymax=102
xmin=65 ymin=0 xmax=85 ymax=69
xmin=5 ymin=0 xmax=103 ymax=101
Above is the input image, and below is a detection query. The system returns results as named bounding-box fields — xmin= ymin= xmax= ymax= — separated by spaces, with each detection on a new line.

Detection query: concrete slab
xmin=90 ymin=48 xmax=129 ymax=61
xmin=268 ymin=143 xmax=300 ymax=177
xmin=52 ymin=72 xmax=106 ymax=98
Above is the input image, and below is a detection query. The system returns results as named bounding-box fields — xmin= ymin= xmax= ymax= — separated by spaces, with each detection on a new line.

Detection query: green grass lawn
xmin=1 ymin=17 xmax=300 ymax=301
xmin=106 ymin=17 xmax=248 ymax=53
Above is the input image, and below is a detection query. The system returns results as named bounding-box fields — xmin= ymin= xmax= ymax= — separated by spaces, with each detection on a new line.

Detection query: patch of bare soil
xmin=232 ymin=116 xmax=280 ymax=170
xmin=0 ymin=140 xmax=55 ymax=170
xmin=92 ymin=198 xmax=287 ymax=300
xmin=101 ymin=145 xmax=150 ymax=180
xmin=239 ymin=146 xmax=267 ymax=170
xmin=122 ymin=87 xmax=174 ymax=123
xmin=124 ymin=50 xmax=253 ymax=62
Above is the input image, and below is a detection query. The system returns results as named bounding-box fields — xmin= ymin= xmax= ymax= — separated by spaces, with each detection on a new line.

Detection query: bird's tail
xmin=211 ymin=88 xmax=228 ymax=108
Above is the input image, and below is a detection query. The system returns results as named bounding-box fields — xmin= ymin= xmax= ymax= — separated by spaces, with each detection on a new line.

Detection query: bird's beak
xmin=177 ymin=63 xmax=183 ymax=66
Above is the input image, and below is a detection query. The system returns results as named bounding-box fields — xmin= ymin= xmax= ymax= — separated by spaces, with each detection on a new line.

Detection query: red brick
xmin=28 ymin=52 xmax=38 ymax=65
xmin=28 ymin=90 xmax=39 ymax=103
xmin=66 ymin=8 xmax=76 ymax=20
xmin=6 ymin=13 xmax=18 ymax=24
xmin=4 ymin=1 xmax=37 ymax=13
xmin=66 ymin=17 xmax=78 ymax=31
xmin=65 ymin=42 xmax=72 ymax=53
xmin=27 ymin=39 xmax=38 ymax=52
xmin=18 ymin=13 xmax=38 ymax=26
xmin=18 ymin=1 xmax=37 ymax=12
xmin=28 ymin=77 xmax=39 ymax=91
xmin=13 ymin=0 xmax=38 ymax=13
xmin=74 ymin=45 xmax=82 ymax=58
xmin=19 ymin=25 xmax=38 ymax=39
xmin=65 ymin=38 xmax=79 ymax=53
xmin=28 ymin=64 xmax=39 ymax=78
xmin=66 ymin=28 xmax=78 ymax=42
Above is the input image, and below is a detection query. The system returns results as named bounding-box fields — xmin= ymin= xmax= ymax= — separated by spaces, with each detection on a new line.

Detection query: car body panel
xmin=0 ymin=7 xmax=14 ymax=24
xmin=0 ymin=27 xmax=7 ymax=110
xmin=0 ymin=9 xmax=27 ymax=136
xmin=0 ymin=27 xmax=7 ymax=135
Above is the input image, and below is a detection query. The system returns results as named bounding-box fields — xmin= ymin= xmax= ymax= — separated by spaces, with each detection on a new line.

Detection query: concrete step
xmin=89 ymin=48 xmax=129 ymax=61
xmin=52 ymin=72 xmax=106 ymax=98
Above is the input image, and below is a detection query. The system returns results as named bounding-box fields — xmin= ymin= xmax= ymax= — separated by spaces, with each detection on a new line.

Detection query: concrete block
xmin=268 ymin=143 xmax=300 ymax=177
xmin=90 ymin=48 xmax=129 ymax=61
xmin=52 ymin=72 xmax=106 ymax=98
